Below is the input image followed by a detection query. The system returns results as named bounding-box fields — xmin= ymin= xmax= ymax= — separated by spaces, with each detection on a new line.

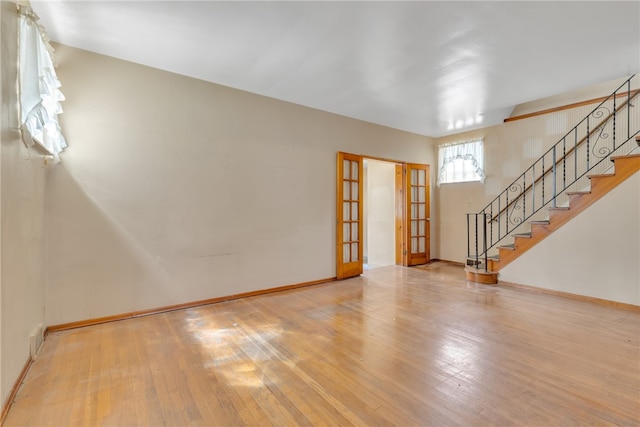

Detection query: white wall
xmin=365 ymin=160 xmax=395 ymax=267
xmin=46 ymin=44 xmax=435 ymax=326
xmin=0 ymin=1 xmax=48 ymax=406
xmin=500 ymin=172 xmax=640 ymax=305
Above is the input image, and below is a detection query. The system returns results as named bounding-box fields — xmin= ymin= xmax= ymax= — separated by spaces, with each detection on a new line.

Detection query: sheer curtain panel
xmin=437 ymin=139 xmax=485 ymax=185
xmin=18 ymin=5 xmax=67 ymax=160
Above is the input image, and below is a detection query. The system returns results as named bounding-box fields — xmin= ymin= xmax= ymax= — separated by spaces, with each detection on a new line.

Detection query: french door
xmin=405 ymin=163 xmax=430 ymax=266
xmin=336 ymin=153 xmax=430 ymax=278
xmin=336 ymin=152 xmax=364 ymax=279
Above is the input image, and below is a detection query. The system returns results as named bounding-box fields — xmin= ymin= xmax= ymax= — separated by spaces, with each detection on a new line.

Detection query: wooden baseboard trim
xmin=1 ymin=356 xmax=32 ymax=425
xmin=45 ymin=276 xmax=337 ymax=335
xmin=425 ymin=258 xmax=466 ymax=267
xmin=498 ymin=280 xmax=640 ymax=312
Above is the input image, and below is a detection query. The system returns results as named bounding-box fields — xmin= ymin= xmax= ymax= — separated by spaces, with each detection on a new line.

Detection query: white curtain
xmin=438 ymin=139 xmax=485 ymax=185
xmin=18 ymin=5 xmax=67 ymax=160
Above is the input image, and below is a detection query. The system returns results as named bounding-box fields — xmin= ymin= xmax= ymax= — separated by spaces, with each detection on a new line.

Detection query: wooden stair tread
xmin=588 ymin=173 xmax=615 ymax=179
xmin=566 ymin=191 xmax=590 ymax=196
xmin=514 ymin=233 xmax=532 ymax=238
xmin=612 ymin=153 xmax=640 ymax=160
xmin=609 ymin=153 xmax=640 ymax=163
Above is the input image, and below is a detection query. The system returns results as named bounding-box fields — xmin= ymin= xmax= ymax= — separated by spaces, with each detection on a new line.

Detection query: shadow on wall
xmin=45 ymin=163 xmax=180 ymax=326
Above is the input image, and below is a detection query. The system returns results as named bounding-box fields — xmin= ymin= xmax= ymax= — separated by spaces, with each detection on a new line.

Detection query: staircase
xmin=465 ymin=75 xmax=640 ymax=284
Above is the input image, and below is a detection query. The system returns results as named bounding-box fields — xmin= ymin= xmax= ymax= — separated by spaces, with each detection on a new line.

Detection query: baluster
xmin=542 ymin=155 xmax=545 ymax=204
xmin=574 ymin=129 xmax=578 ymax=182
xmin=627 ymin=78 xmax=631 ymax=141
xmin=586 ymin=116 xmax=590 ymax=170
xmin=552 ymin=146 xmax=557 ymax=207
xmin=490 ymin=203 xmax=494 ymax=248
xmin=505 ymin=189 xmax=509 ymax=234
xmin=532 ymin=164 xmax=535 ymax=214
xmin=466 ymin=214 xmax=470 ymax=259
xmin=613 ymin=90 xmax=616 ymax=151
xmin=483 ymin=213 xmax=488 ymax=272
xmin=497 ymin=197 xmax=501 ymax=242
xmin=562 ymin=137 xmax=566 ymax=191
xmin=474 ymin=214 xmax=479 ymax=267
xmin=522 ymin=174 xmax=526 ymax=219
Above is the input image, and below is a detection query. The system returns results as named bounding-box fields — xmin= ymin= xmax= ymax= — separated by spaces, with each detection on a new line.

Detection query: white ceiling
xmin=31 ymin=1 xmax=640 ymax=138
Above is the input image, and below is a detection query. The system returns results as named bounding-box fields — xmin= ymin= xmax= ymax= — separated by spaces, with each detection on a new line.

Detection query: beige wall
xmin=46 ymin=44 xmax=435 ymax=326
xmin=0 ymin=1 xmax=48 ymax=405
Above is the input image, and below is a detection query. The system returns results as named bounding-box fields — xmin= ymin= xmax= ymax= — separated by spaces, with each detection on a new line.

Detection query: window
xmin=18 ymin=5 xmax=67 ymax=160
xmin=437 ymin=139 xmax=485 ymax=185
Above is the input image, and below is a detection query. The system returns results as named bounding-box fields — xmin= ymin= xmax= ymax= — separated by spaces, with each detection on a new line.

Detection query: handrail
xmin=467 ymin=74 xmax=639 ymax=267
xmin=489 ymin=89 xmax=639 ymax=223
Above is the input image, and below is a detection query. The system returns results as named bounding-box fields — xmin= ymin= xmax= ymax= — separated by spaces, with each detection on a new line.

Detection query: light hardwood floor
xmin=4 ymin=264 xmax=640 ymax=426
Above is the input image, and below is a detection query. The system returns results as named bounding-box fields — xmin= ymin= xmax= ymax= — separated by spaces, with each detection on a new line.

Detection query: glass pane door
xmin=336 ymin=152 xmax=363 ymax=279
xmin=405 ymin=163 xmax=430 ymax=266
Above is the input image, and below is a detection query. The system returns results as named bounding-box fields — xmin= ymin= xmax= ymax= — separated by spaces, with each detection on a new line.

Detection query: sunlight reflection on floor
xmin=184 ymin=310 xmax=285 ymax=388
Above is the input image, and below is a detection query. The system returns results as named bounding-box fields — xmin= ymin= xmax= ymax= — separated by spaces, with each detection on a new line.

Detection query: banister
xmin=467 ymin=74 xmax=639 ymax=262
xmin=488 ymin=89 xmax=639 ymax=223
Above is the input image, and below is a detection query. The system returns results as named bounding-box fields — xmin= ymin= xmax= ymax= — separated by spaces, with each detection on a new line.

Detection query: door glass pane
xmin=351 ymin=243 xmax=358 ymax=261
xmin=351 ymin=202 xmax=358 ymax=221
xmin=411 ymin=204 xmax=418 ymax=219
xmin=343 ymin=223 xmax=350 ymax=242
xmin=343 ymin=202 xmax=350 ymax=221
xmin=343 ymin=181 xmax=350 ymax=200
xmin=343 ymin=244 xmax=350 ymax=263
xmin=343 ymin=160 xmax=350 ymax=180
xmin=411 ymin=220 xmax=417 ymax=236
xmin=418 ymin=188 xmax=425 ymax=202
xmin=419 ymin=204 xmax=426 ymax=219
xmin=351 ymin=223 xmax=358 ymax=241
xmin=419 ymin=220 xmax=425 ymax=236
xmin=351 ymin=162 xmax=358 ymax=180
xmin=411 ymin=237 xmax=418 ymax=253
xmin=418 ymin=169 xmax=426 ymax=185
xmin=411 ymin=187 xmax=418 ymax=202
xmin=411 ymin=169 xmax=418 ymax=184
xmin=351 ymin=182 xmax=358 ymax=200
xmin=419 ymin=237 xmax=425 ymax=253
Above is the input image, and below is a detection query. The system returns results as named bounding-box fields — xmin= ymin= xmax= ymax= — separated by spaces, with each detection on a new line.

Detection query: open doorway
xmin=363 ymin=159 xmax=397 ymax=269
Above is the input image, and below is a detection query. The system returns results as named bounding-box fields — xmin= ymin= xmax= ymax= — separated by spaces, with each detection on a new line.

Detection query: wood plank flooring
xmin=4 ymin=264 xmax=640 ymax=426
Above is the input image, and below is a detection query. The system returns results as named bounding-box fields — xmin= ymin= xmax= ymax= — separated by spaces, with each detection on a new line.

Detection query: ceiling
xmin=30 ymin=1 xmax=640 ymax=138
